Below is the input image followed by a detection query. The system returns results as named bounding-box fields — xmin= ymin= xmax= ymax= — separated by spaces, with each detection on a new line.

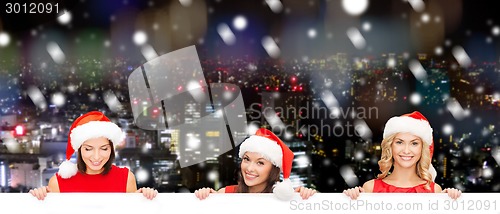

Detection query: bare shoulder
xmin=126 ymin=170 xmax=138 ymax=192
xmin=434 ymin=183 xmax=442 ymax=193
xmin=48 ymin=175 xmax=60 ymax=192
xmin=362 ymin=179 xmax=375 ymax=193
xmin=217 ymin=187 xmax=226 ymax=193
xmin=127 ymin=170 xmax=135 ymax=178
xmin=127 ymin=170 xmax=136 ymax=183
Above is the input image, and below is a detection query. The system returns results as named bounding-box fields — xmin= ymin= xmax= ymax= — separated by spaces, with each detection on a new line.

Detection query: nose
xmin=403 ymin=144 xmax=410 ymax=154
xmin=246 ymin=162 xmax=255 ymax=172
xmin=92 ymin=150 xmax=100 ymax=160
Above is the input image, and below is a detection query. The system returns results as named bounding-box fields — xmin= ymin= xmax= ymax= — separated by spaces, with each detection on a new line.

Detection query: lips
xmin=399 ymin=156 xmax=413 ymax=161
xmin=91 ymin=161 xmax=102 ymax=166
xmin=244 ymin=172 xmax=258 ymax=180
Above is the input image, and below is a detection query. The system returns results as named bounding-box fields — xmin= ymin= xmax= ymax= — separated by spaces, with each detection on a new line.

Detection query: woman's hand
xmin=294 ymin=186 xmax=317 ymax=200
xmin=442 ymin=188 xmax=462 ymax=200
xmin=136 ymin=187 xmax=158 ymax=200
xmin=343 ymin=186 xmax=364 ymax=200
xmin=194 ymin=187 xmax=217 ymax=200
xmin=29 ymin=186 xmax=50 ymax=200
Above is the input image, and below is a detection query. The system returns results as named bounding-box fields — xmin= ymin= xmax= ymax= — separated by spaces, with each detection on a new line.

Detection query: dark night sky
xmin=1 ymin=0 xmax=500 ymax=60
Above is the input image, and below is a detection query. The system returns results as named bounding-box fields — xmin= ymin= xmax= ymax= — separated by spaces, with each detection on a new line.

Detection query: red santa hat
xmin=383 ymin=111 xmax=437 ymax=180
xmin=238 ymin=128 xmax=295 ymax=200
xmin=58 ymin=111 xmax=124 ymax=179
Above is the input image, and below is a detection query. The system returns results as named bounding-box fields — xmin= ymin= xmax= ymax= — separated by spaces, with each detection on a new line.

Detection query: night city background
xmin=0 ymin=0 xmax=499 ymax=194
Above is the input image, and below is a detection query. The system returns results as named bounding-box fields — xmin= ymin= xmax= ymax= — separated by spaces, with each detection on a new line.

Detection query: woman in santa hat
xmin=29 ymin=111 xmax=158 ymax=200
xmin=344 ymin=111 xmax=461 ymax=199
xmin=195 ymin=128 xmax=316 ymax=201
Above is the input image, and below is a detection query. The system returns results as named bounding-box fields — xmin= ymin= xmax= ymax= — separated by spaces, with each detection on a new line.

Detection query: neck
xmin=86 ymin=167 xmax=104 ymax=175
xmin=388 ymin=165 xmax=421 ymax=184
xmin=248 ymin=183 xmax=266 ymax=193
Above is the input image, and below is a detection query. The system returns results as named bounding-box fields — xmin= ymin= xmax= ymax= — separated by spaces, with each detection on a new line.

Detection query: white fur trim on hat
xmin=239 ymin=135 xmax=283 ymax=168
xmin=273 ymin=179 xmax=295 ymax=201
xmin=58 ymin=160 xmax=78 ymax=179
xmin=429 ymin=164 xmax=437 ymax=181
xmin=70 ymin=121 xmax=124 ymax=150
xmin=383 ymin=116 xmax=433 ymax=146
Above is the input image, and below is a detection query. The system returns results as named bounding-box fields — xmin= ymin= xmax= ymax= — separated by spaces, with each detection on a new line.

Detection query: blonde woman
xmin=344 ymin=111 xmax=461 ymax=199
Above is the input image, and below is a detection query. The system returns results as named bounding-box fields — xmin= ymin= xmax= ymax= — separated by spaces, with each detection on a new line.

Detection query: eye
xmin=411 ymin=141 xmax=419 ymax=146
xmin=257 ymin=161 xmax=264 ymax=166
xmin=84 ymin=148 xmax=92 ymax=151
xmin=395 ymin=140 xmax=403 ymax=144
xmin=101 ymin=147 xmax=109 ymax=151
xmin=243 ymin=156 xmax=250 ymax=161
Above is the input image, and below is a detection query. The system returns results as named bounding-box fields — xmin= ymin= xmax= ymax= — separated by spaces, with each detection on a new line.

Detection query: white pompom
xmin=273 ymin=179 xmax=295 ymax=201
xmin=429 ymin=164 xmax=437 ymax=181
xmin=58 ymin=160 xmax=78 ymax=179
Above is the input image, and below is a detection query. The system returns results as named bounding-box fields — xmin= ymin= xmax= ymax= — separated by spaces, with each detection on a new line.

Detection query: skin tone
xmin=30 ymin=137 xmax=158 ymax=200
xmin=343 ymin=132 xmax=462 ymax=200
xmin=195 ymin=151 xmax=316 ymax=200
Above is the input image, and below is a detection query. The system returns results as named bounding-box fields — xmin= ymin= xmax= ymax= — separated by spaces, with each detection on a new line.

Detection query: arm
xmin=126 ymin=171 xmax=138 ymax=192
xmin=48 ymin=175 xmax=60 ymax=192
xmin=362 ymin=179 xmax=374 ymax=193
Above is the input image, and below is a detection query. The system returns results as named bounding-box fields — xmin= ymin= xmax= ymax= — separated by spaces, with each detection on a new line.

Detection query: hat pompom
xmin=58 ymin=160 xmax=78 ymax=179
xmin=273 ymin=179 xmax=295 ymax=201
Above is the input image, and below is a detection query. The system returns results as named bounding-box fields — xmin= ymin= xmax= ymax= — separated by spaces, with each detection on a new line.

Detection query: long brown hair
xmin=377 ymin=133 xmax=433 ymax=190
xmin=234 ymin=163 xmax=281 ymax=193
xmin=77 ymin=139 xmax=115 ymax=175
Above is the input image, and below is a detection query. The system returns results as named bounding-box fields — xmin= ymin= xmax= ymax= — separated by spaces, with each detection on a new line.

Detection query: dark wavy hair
xmin=77 ymin=139 xmax=115 ymax=175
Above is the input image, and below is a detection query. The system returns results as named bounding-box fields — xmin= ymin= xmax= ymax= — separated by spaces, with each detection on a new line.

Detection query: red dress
xmin=373 ymin=179 xmax=435 ymax=193
xmin=56 ymin=165 xmax=129 ymax=192
xmin=224 ymin=185 xmax=237 ymax=193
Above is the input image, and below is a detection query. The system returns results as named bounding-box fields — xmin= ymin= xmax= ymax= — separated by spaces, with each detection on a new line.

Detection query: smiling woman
xmin=343 ymin=111 xmax=462 ymax=200
xmin=194 ymin=128 xmax=317 ymax=201
xmin=29 ymin=111 xmax=157 ymax=200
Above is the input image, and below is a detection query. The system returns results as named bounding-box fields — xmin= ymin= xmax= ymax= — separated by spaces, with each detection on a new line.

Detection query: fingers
xmin=29 ymin=186 xmax=48 ymax=200
xmin=139 ymin=187 xmax=158 ymax=200
xmin=298 ymin=187 xmax=317 ymax=200
xmin=194 ymin=187 xmax=215 ymax=200
xmin=444 ymin=188 xmax=462 ymax=200
xmin=343 ymin=186 xmax=362 ymax=200
xmin=442 ymin=188 xmax=462 ymax=200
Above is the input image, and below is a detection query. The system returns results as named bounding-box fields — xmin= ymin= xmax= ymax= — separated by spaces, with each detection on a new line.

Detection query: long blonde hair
xmin=377 ymin=133 xmax=433 ymax=190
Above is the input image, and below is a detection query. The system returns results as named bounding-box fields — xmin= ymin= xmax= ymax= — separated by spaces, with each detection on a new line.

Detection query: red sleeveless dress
xmin=373 ymin=179 xmax=435 ymax=193
xmin=56 ymin=165 xmax=129 ymax=192
xmin=224 ymin=185 xmax=237 ymax=193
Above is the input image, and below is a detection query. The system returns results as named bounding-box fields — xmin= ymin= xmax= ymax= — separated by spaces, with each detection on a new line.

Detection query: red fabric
xmin=56 ymin=165 xmax=129 ymax=192
xmin=373 ymin=179 xmax=435 ymax=193
xmin=254 ymin=128 xmax=294 ymax=179
xmin=224 ymin=185 xmax=237 ymax=193
xmin=66 ymin=111 xmax=111 ymax=161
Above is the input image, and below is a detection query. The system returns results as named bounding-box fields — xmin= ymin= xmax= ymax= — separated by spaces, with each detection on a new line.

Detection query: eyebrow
xmin=395 ymin=138 xmax=420 ymax=142
xmin=82 ymin=144 xmax=110 ymax=148
xmin=243 ymin=155 xmax=267 ymax=161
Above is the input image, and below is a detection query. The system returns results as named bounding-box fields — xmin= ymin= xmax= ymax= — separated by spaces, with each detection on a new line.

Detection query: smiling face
xmin=240 ymin=152 xmax=274 ymax=193
xmin=391 ymin=132 xmax=423 ymax=170
xmin=80 ymin=137 xmax=112 ymax=174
